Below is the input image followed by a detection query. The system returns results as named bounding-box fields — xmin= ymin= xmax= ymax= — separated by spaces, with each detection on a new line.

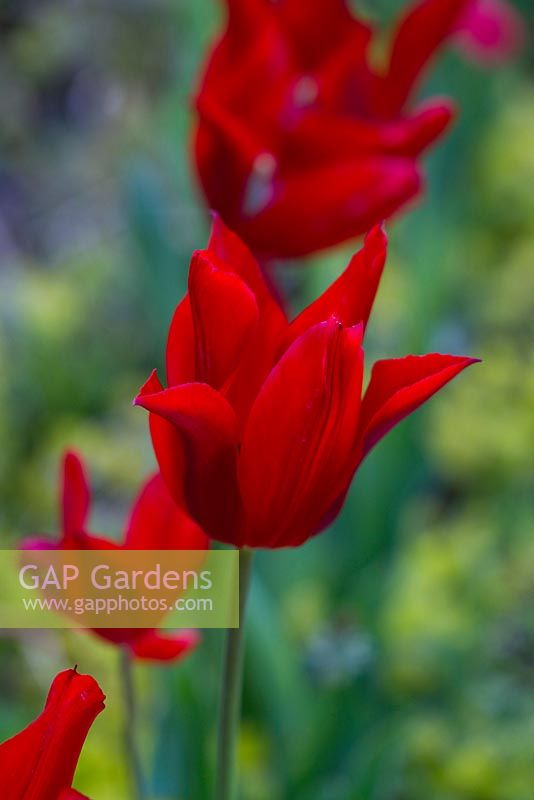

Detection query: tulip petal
xmin=22 ymin=532 xmax=120 ymax=552
xmin=27 ymin=453 xmax=118 ymax=551
xmin=135 ymin=374 xmax=240 ymax=541
xmin=128 ymin=629 xmax=200 ymax=662
xmin=223 ymin=304 xmax=287 ymax=423
xmin=194 ymin=102 xmax=256 ymax=228
xmin=168 ymin=216 xmax=284 ymax=390
xmin=240 ymin=157 xmax=420 ymax=258
xmin=357 ymin=353 xmax=480 ymax=457
xmin=275 ymin=0 xmax=371 ymax=69
xmin=287 ymin=101 xmax=455 ymax=164
xmin=204 ymin=215 xmax=288 ymax=420
xmin=209 ymin=1 xmax=293 ymax=108
xmin=196 ymin=90 xmax=266 ymax=167
xmin=0 ymin=669 xmax=105 ymax=800
xmin=166 ymin=296 xmax=196 ymax=387
xmin=208 ymin=213 xmax=272 ymax=303
xmin=188 ymin=250 xmax=259 ymax=389
xmin=61 ymin=451 xmax=91 ymax=537
xmin=288 ymin=225 xmax=387 ymax=343
xmin=385 ymin=0 xmax=468 ymax=112
xmin=138 ymin=371 xmax=191 ymax=510
xmin=124 ymin=472 xmax=209 ymax=551
xmin=59 ymin=790 xmax=90 ymax=800
xmin=239 ymin=319 xmax=364 ymax=547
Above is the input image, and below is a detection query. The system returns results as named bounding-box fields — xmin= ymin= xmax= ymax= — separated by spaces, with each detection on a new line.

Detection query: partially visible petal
xmin=166 ymin=296 xmax=196 ymax=387
xmin=124 ymin=473 xmax=209 ymax=551
xmin=188 ymin=251 xmax=259 ymax=388
xmin=20 ymin=536 xmax=60 ymax=551
xmin=276 ymin=0 xmax=371 ymax=69
xmin=239 ymin=157 xmax=421 ymax=258
xmin=223 ymin=301 xmax=287 ymax=423
xmin=22 ymin=532 xmax=120 ymax=552
xmin=135 ymin=376 xmax=238 ymax=443
xmin=138 ymin=371 xmax=190 ymax=510
xmin=59 ymin=790 xmax=90 ymax=800
xmin=61 ymin=451 xmax=91 ymax=537
xmin=204 ymin=1 xmax=292 ymax=111
xmin=0 ymin=669 xmax=105 ymax=800
xmin=286 ymin=101 xmax=455 ymax=165
xmin=357 ymin=353 xmax=480 ymax=457
xmin=196 ymin=91 xmax=266 ymax=169
xmin=384 ymin=0 xmax=468 ymax=113
xmin=194 ymin=100 xmax=257 ymax=230
xmin=128 ymin=629 xmax=200 ymax=662
xmin=134 ymin=374 xmax=240 ymax=542
xmin=167 ymin=216 xmax=282 ymax=390
xmin=454 ymin=0 xmax=525 ymax=63
xmin=194 ymin=31 xmax=291 ymax=211
xmin=288 ymin=225 xmax=387 ymax=344
xmin=224 ymin=0 xmax=270 ymax=35
xmin=194 ymin=216 xmax=287 ymax=421
xmin=208 ymin=213 xmax=273 ymax=304
xmin=238 ymin=319 xmax=364 ymax=547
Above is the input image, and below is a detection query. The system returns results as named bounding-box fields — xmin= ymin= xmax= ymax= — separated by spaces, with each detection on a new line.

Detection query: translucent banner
xmin=0 ymin=549 xmax=239 ymax=629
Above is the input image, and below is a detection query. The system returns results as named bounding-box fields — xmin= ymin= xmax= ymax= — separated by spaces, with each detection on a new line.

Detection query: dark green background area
xmin=0 ymin=1 xmax=533 ymax=798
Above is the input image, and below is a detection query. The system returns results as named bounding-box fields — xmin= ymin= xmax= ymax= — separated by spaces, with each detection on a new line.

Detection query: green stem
xmin=215 ymin=547 xmax=254 ymax=800
xmin=120 ymin=647 xmax=146 ymax=800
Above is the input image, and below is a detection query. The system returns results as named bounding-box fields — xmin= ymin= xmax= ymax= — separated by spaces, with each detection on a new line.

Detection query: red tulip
xmin=134 ymin=217 xmax=479 ymax=548
xmin=24 ymin=451 xmax=209 ymax=661
xmin=193 ymin=0 xmax=523 ymax=259
xmin=0 ymin=667 xmax=105 ymax=800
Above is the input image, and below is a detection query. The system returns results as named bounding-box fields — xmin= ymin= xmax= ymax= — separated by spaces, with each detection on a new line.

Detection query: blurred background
xmin=0 ymin=1 xmax=533 ymax=798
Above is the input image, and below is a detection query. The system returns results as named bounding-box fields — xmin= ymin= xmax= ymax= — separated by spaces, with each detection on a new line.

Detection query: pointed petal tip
xmin=135 ymin=370 xmax=163 ymax=407
xmin=364 ymin=221 xmax=388 ymax=249
xmin=190 ymin=248 xmax=220 ymax=276
xmin=463 ymin=355 xmax=482 ymax=367
xmin=63 ymin=449 xmax=82 ymax=464
xmin=348 ymin=320 xmax=366 ymax=350
xmin=440 ymin=354 xmax=481 ymax=367
xmin=417 ymin=96 xmax=458 ymax=120
xmin=421 ymin=99 xmax=458 ymax=140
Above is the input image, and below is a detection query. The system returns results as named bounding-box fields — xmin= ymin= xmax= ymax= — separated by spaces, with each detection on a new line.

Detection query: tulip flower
xmin=24 ymin=451 xmax=209 ymax=661
xmin=0 ymin=667 xmax=105 ymax=800
xmin=193 ymin=0 xmax=523 ymax=258
xmin=134 ymin=216 xmax=479 ymax=548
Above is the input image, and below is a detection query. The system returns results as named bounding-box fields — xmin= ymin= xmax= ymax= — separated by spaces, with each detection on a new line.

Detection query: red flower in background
xmin=454 ymin=0 xmax=524 ymax=63
xmin=194 ymin=0 xmax=523 ymax=259
xmin=135 ymin=217 xmax=479 ymax=548
xmin=24 ymin=452 xmax=209 ymax=662
xmin=0 ymin=668 xmax=104 ymax=800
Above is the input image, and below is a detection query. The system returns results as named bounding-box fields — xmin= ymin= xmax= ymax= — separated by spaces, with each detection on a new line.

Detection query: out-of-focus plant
xmin=193 ymin=0 xmax=523 ymax=259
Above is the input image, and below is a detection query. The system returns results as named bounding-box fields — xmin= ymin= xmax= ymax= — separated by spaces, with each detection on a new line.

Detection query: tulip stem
xmin=120 ymin=647 xmax=146 ymax=800
xmin=215 ymin=547 xmax=254 ymax=800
